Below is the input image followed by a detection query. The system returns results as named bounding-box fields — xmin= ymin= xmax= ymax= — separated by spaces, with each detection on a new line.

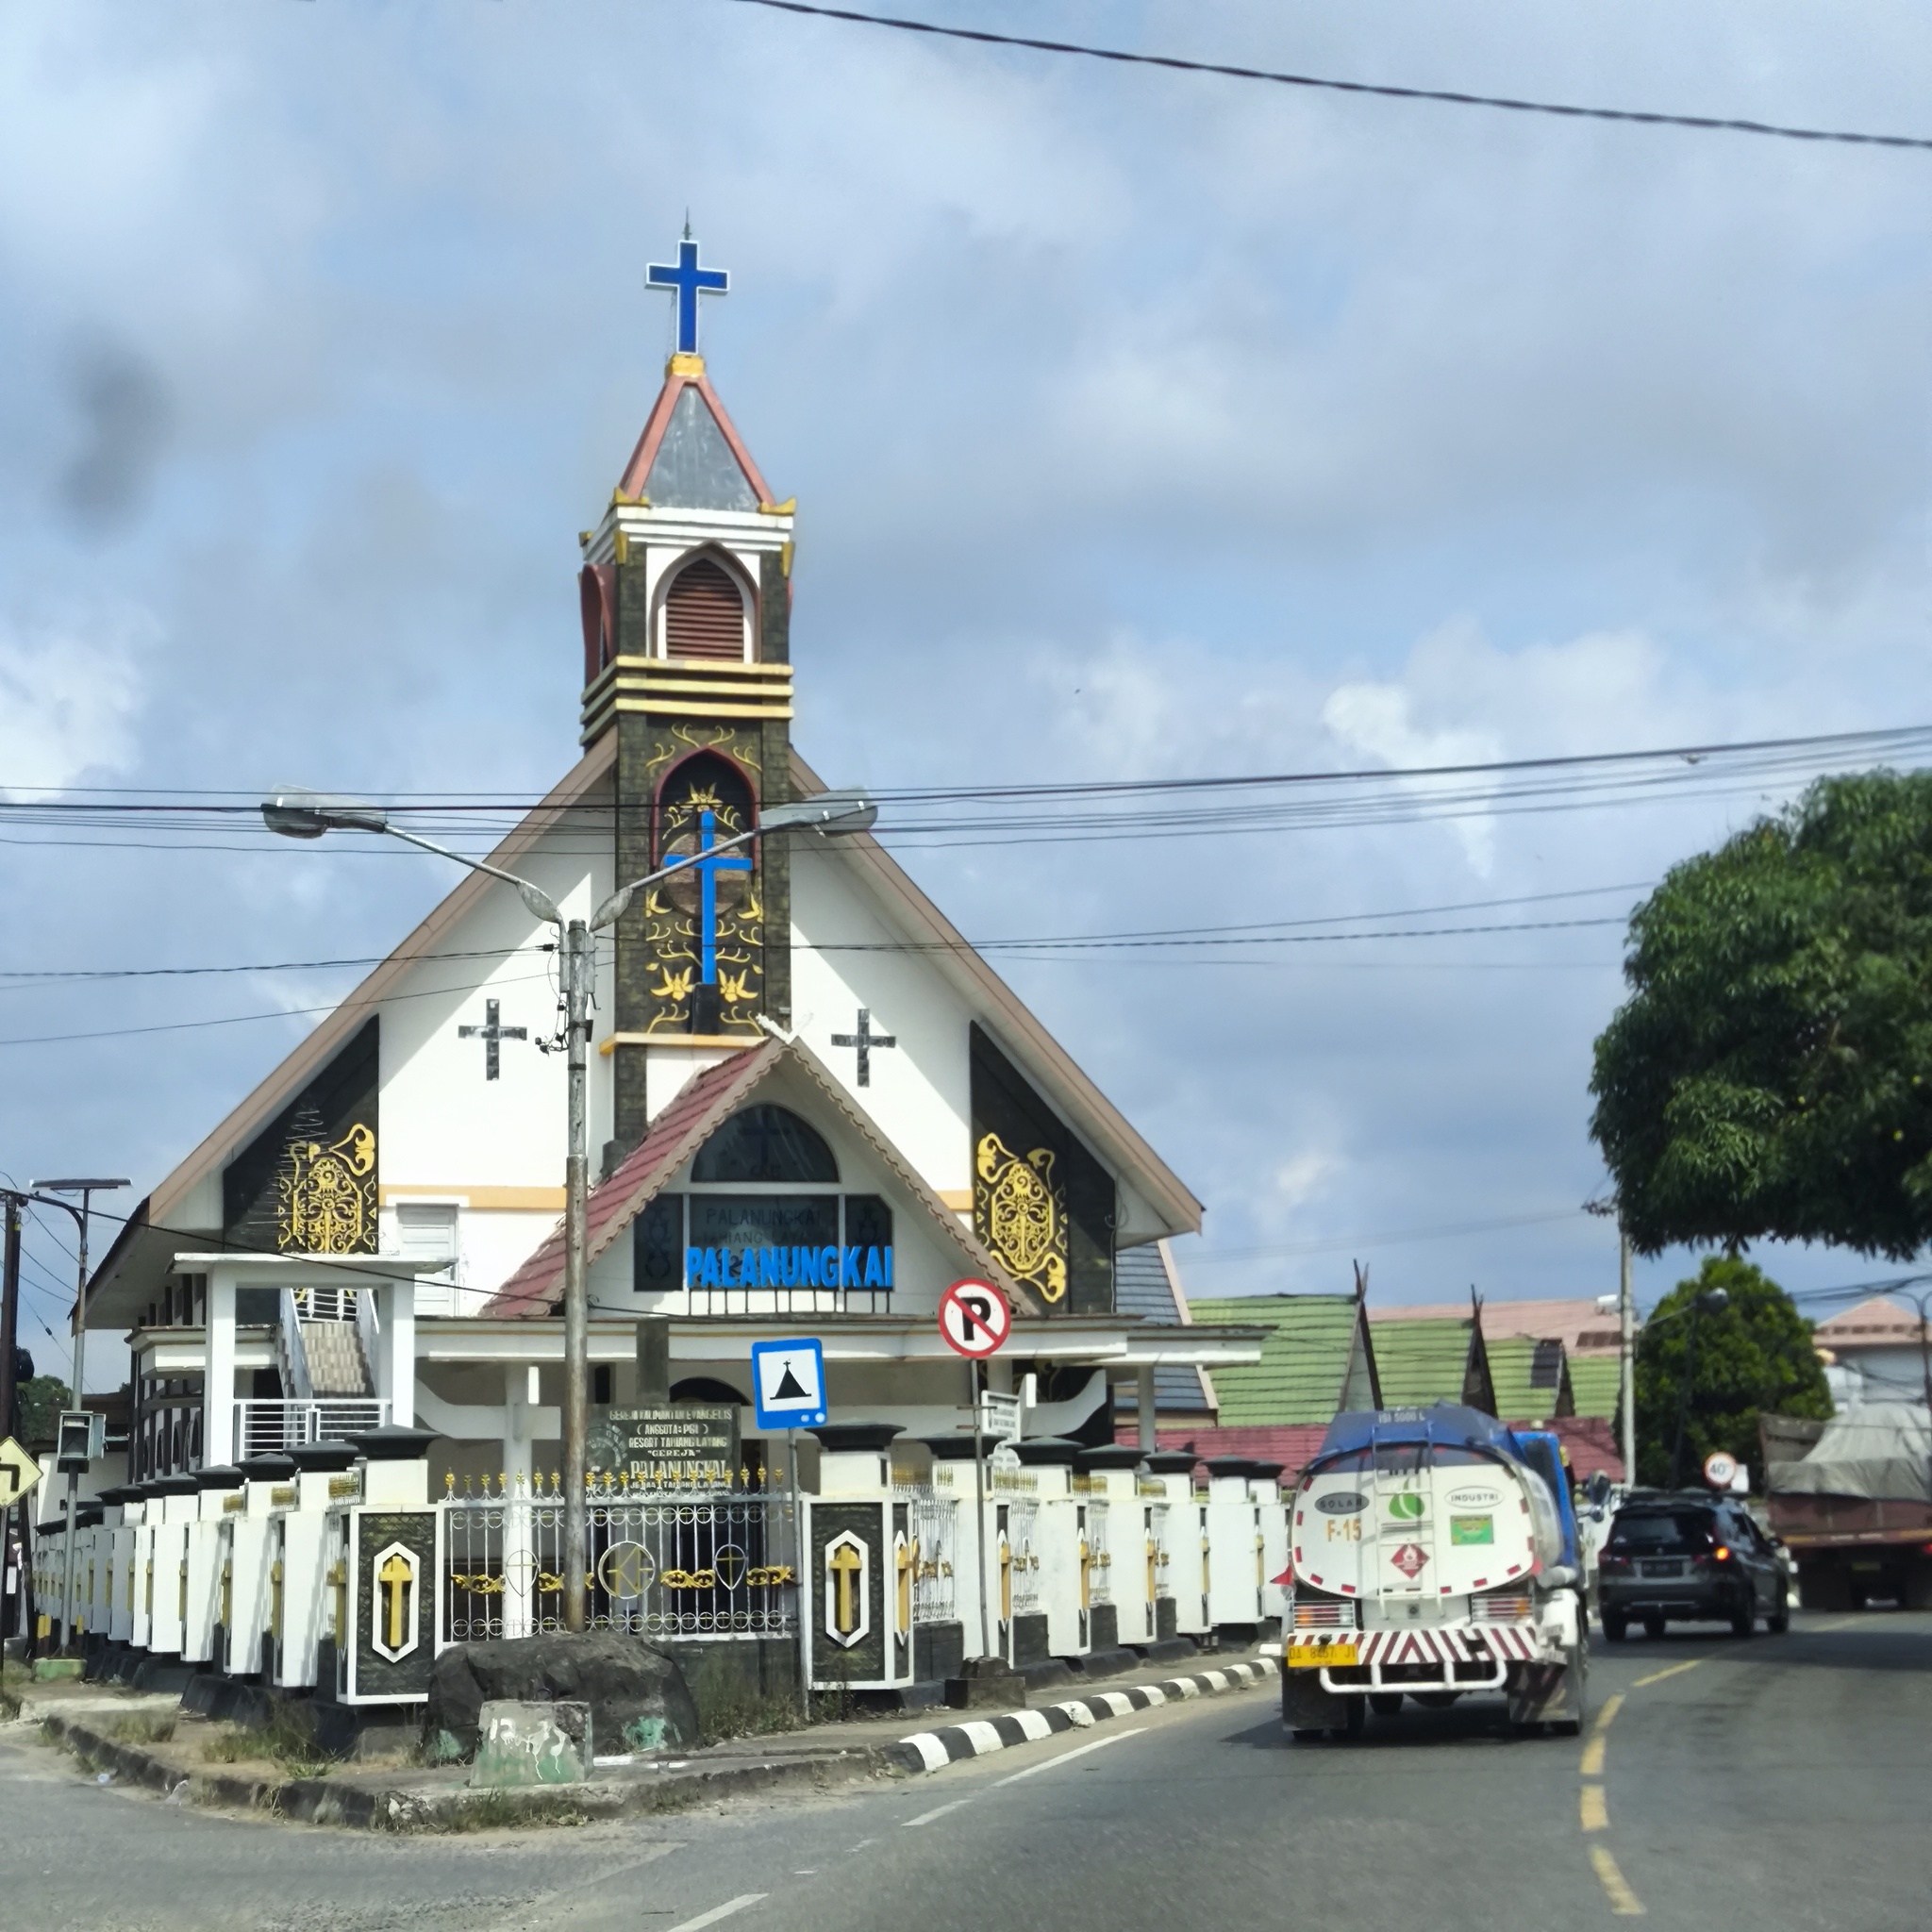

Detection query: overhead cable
xmin=721 ymin=0 xmax=1932 ymax=153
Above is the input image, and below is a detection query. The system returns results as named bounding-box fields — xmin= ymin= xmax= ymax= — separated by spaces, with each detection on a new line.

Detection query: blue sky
xmin=6 ymin=2 xmax=1932 ymax=1380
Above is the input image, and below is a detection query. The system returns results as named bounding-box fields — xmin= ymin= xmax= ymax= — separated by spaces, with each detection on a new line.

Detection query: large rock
xmin=426 ymin=1632 xmax=700 ymax=1761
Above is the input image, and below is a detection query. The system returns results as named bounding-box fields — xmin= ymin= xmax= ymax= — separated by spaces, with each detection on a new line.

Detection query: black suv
xmin=1597 ymin=1497 xmax=1789 ymax=1640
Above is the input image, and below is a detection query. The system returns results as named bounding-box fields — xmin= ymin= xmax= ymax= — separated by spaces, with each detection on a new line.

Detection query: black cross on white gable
xmin=458 ymin=998 xmax=528 ymax=1081
xmin=830 ymin=1007 xmax=896 ymax=1087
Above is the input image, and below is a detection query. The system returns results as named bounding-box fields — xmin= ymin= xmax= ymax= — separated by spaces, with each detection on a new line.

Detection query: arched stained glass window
xmin=691 ymin=1104 xmax=839 ymax=1183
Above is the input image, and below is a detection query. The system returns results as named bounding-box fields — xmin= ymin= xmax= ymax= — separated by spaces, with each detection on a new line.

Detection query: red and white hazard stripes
xmin=1356 ymin=1622 xmax=1541 ymax=1667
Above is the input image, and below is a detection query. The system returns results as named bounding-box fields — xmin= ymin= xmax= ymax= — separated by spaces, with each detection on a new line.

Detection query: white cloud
xmin=1274 ymin=1149 xmax=1341 ymax=1210
xmin=0 ymin=614 xmax=147 ymax=795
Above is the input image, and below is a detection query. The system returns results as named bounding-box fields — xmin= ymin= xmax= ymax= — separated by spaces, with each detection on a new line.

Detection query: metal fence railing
xmin=441 ymin=1484 xmax=796 ymax=1644
xmin=895 ymin=1485 xmax=958 ymax=1627
xmin=234 ymin=1398 xmax=389 ymax=1456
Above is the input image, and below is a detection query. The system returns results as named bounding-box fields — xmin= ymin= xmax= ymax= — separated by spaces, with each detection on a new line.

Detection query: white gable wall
xmin=371 ymin=805 xmax=613 ymax=1303
xmin=789 ymin=843 xmax=974 ymax=1201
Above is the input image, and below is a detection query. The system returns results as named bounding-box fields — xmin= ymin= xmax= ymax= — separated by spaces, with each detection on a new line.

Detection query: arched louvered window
xmin=662 ymin=554 xmax=749 ymax=661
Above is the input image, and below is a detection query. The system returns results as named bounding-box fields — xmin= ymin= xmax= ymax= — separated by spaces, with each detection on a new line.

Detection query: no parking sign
xmin=939 ymin=1279 xmax=1011 ymax=1358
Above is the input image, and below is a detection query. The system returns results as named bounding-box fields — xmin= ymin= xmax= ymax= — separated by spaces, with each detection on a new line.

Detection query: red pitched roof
xmin=483 ymin=1045 xmax=777 ymax=1317
xmin=1119 ymin=1424 xmax=1332 ymax=1482
xmin=1814 ymin=1295 xmax=1927 ymax=1348
xmin=614 ymin=362 xmax=774 ymax=507
xmin=483 ymin=1032 xmax=1030 ymax=1318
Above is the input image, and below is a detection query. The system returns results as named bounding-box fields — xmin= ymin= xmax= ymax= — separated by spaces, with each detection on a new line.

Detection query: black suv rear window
xmin=1607 ymin=1510 xmax=1714 ymax=1554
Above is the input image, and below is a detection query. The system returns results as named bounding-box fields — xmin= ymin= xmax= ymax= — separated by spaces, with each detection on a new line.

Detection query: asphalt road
xmin=6 ymin=1610 xmax=1930 ymax=1932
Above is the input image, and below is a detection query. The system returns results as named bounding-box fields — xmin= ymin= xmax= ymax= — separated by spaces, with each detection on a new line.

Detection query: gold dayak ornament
xmin=975 ymin=1132 xmax=1067 ymax=1302
xmin=895 ymin=1535 xmax=917 ymax=1634
xmin=279 ymin=1122 xmax=377 ymax=1254
xmin=1078 ymin=1534 xmax=1091 ymax=1612
xmin=327 ymin=1557 xmax=348 ymax=1643
xmin=999 ymin=1534 xmax=1013 ymax=1624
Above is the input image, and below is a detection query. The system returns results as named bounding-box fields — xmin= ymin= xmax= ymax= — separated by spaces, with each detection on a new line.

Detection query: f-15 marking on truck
xmin=1279 ymin=1404 xmax=1587 ymax=1740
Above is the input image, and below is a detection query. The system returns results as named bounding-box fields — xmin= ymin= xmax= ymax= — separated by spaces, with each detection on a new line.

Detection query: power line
xmin=0 ymin=723 xmax=1924 ymax=823
xmin=0 ymin=964 xmax=565 ymax=1051
xmin=0 ymin=941 xmax=554 ymax=989
xmin=721 ymin=0 xmax=1932 ymax=153
xmin=1184 ymin=1208 xmax=1587 ymax=1265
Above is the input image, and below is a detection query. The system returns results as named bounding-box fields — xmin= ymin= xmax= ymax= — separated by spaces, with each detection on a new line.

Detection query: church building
xmin=81 ymin=239 xmax=1257 ymax=1491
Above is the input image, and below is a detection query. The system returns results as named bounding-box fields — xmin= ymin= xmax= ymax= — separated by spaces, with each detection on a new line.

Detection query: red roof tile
xmin=483 ymin=1045 xmax=778 ymax=1317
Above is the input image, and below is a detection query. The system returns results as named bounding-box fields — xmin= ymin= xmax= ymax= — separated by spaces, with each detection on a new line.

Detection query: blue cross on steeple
xmin=691 ymin=809 xmax=754 ymax=985
xmin=647 ymin=232 xmax=729 ymax=356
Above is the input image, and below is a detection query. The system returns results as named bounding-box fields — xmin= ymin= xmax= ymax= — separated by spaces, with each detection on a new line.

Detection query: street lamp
xmin=24 ymin=1176 xmax=127 ymax=1656
xmin=263 ymin=784 xmax=877 ymax=1630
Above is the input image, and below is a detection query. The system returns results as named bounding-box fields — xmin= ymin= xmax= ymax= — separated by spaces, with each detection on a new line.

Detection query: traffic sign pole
xmin=939 ymin=1281 xmax=1011 ymax=1664
xmin=971 ymin=1357 xmax=991 ymax=1662
xmin=790 ymin=1425 xmax=808 ymax=1718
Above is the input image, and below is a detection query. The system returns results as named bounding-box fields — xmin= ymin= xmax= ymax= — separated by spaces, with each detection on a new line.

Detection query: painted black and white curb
xmin=892 ymin=1657 xmax=1281 ymax=1774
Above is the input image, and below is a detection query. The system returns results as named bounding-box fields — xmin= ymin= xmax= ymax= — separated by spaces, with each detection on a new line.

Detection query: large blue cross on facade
xmin=647 ymin=235 xmax=729 ymax=356
xmin=691 ymin=810 xmax=754 ymax=984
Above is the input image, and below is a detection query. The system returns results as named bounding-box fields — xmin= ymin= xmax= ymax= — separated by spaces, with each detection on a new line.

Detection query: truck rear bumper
xmin=1321 ymin=1655 xmax=1507 ymax=1694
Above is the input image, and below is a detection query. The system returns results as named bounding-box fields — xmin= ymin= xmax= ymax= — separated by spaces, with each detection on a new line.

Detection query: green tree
xmin=16 ymin=1374 xmax=72 ymax=1445
xmin=1634 ymin=1257 xmax=1829 ymax=1489
xmin=1591 ymin=770 xmax=1932 ymax=1257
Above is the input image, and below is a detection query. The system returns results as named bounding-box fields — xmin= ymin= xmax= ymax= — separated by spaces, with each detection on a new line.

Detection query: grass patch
xmin=688 ymin=1653 xmax=808 ymax=1745
xmin=436 ymin=1790 xmax=589 ymax=1833
xmin=199 ymin=1701 xmax=332 ymax=1778
xmin=109 ymin=1712 xmax=176 ymax=1744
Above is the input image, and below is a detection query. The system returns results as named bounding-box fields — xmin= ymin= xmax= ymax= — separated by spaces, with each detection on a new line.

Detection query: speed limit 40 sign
xmin=940 ymin=1279 xmax=1011 ymax=1358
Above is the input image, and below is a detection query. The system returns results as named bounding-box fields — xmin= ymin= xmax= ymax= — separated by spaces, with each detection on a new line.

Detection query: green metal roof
xmin=1191 ymin=1293 xmax=1362 ymax=1425
xmin=1488 ymin=1333 xmax=1573 ymax=1422
xmin=1568 ymin=1356 xmax=1623 ymax=1422
xmin=1371 ymin=1316 xmax=1478 ymax=1408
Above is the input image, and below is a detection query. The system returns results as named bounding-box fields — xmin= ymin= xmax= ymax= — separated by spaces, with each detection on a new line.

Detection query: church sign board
xmin=588 ymin=1405 xmax=741 ymax=1487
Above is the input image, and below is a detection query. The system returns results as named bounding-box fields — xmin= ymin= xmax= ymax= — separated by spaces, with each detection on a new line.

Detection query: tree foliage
xmin=1591 ymin=771 xmax=1932 ymax=1257
xmin=16 ymin=1375 xmax=72 ymax=1446
xmin=1633 ymin=1257 xmax=1830 ymax=1489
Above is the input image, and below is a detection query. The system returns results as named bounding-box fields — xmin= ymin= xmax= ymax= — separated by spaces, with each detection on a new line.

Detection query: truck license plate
xmin=1287 ymin=1640 xmax=1357 ymax=1669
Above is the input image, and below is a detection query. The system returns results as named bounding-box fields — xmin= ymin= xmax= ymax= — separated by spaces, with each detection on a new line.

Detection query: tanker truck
xmin=1280 ymin=1405 xmax=1588 ymax=1740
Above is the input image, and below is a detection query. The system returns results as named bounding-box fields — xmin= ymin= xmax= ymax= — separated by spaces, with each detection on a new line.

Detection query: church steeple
xmin=578 ymin=237 xmax=799 ymax=1156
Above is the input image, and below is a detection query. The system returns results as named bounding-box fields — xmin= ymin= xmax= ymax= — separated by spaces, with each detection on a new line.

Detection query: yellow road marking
xmin=1579 ymin=1783 xmax=1608 ymax=1831
xmin=1631 ymin=1658 xmax=1704 ymax=1689
xmin=1812 ymin=1617 xmax=1862 ymax=1632
xmin=1580 ymin=1692 xmax=1624 ymax=1774
xmin=1590 ymin=1846 xmax=1646 ymax=1916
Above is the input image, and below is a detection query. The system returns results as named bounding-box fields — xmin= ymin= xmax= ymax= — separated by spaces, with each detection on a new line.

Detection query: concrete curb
xmin=39 ymin=1712 xmax=905 ymax=1831
xmin=892 ymin=1656 xmax=1281 ymax=1773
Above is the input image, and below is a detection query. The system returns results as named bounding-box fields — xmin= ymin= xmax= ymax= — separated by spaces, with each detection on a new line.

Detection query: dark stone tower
xmin=577 ymin=341 xmax=797 ymax=1158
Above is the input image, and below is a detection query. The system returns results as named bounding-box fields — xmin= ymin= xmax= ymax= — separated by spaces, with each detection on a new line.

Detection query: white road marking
xmin=992 ymin=1727 xmax=1147 ymax=1786
xmin=665 ymin=1896 xmax=767 ymax=1932
xmin=901 ymin=1798 xmax=974 ymax=1828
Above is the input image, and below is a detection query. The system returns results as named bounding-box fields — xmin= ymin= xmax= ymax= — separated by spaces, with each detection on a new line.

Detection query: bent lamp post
xmin=262 ymin=785 xmax=877 ymax=1631
xmin=25 ymin=1178 xmax=127 ymax=1654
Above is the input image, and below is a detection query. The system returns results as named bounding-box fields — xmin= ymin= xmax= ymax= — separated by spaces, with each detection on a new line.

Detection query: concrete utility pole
xmin=0 ymin=1194 xmax=21 ymax=1444
xmin=1620 ymin=1226 xmax=1637 ymax=1488
xmin=1 ymin=1195 xmax=21 ymax=1646
xmin=264 ymin=785 xmax=875 ymax=1632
